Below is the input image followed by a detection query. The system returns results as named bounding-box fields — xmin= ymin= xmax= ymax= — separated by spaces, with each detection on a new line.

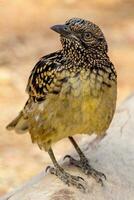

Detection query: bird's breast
xmin=28 ymin=69 xmax=117 ymax=151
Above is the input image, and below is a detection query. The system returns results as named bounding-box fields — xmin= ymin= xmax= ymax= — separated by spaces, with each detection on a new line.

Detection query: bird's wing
xmin=26 ymin=50 xmax=68 ymax=102
xmin=6 ymin=50 xmax=68 ymax=133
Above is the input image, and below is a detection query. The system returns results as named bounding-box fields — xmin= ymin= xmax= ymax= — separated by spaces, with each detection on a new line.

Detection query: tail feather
xmin=6 ymin=111 xmax=28 ymax=134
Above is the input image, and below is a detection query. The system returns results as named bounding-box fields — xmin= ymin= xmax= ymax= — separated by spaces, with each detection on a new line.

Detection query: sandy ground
xmin=0 ymin=0 xmax=134 ymax=196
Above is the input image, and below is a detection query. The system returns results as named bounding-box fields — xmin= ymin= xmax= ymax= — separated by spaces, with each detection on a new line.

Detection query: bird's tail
xmin=6 ymin=111 xmax=28 ymax=134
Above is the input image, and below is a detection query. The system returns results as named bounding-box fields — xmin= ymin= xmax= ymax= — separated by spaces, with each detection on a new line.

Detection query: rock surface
xmin=1 ymin=93 xmax=134 ymax=200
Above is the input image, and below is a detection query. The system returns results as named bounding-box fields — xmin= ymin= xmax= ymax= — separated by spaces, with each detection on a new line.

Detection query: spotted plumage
xmin=7 ymin=18 xmax=117 ymax=191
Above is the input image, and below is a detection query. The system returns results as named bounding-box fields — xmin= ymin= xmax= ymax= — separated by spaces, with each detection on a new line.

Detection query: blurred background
xmin=0 ymin=0 xmax=134 ymax=196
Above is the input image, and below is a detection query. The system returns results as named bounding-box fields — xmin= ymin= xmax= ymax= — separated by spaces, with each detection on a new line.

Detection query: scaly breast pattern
xmin=28 ymin=68 xmax=117 ymax=151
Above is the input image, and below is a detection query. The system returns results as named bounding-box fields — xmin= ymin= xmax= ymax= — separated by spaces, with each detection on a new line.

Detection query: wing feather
xmin=26 ymin=50 xmax=67 ymax=102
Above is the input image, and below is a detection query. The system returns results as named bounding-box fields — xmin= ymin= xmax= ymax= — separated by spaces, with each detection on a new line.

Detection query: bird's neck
xmin=61 ymin=37 xmax=108 ymax=65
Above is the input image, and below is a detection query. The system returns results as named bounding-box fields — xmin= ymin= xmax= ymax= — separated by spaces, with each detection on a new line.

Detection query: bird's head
xmin=51 ymin=18 xmax=108 ymax=54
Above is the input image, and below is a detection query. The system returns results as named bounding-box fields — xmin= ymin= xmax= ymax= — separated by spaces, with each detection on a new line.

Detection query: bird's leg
xmin=64 ymin=136 xmax=106 ymax=186
xmin=46 ymin=147 xmax=87 ymax=192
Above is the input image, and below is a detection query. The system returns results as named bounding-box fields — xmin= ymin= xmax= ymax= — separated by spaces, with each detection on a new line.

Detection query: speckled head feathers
xmin=52 ymin=18 xmax=108 ymax=53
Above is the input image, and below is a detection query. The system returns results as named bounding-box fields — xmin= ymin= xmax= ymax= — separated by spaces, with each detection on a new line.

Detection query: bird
xmin=6 ymin=18 xmax=117 ymax=191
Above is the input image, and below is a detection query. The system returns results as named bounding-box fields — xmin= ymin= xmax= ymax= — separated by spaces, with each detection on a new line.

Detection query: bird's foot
xmin=46 ymin=165 xmax=87 ymax=192
xmin=64 ymin=155 xmax=106 ymax=186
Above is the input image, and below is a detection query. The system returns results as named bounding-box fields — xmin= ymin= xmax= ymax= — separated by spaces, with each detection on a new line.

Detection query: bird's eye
xmin=84 ymin=32 xmax=92 ymax=40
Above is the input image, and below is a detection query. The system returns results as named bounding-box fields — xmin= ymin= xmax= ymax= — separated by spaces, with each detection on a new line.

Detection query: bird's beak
xmin=50 ymin=24 xmax=70 ymax=36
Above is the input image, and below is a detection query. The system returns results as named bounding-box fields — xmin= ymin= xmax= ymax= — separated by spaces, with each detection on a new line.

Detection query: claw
xmin=46 ymin=165 xmax=87 ymax=192
xmin=95 ymin=171 xmax=107 ymax=181
xmin=63 ymin=155 xmax=71 ymax=161
xmin=77 ymin=176 xmax=85 ymax=182
xmin=78 ymin=183 xmax=86 ymax=192
xmin=45 ymin=165 xmax=51 ymax=173
xmin=102 ymin=173 xmax=107 ymax=180
xmin=46 ymin=166 xmax=56 ymax=175
xmin=63 ymin=154 xmax=106 ymax=186
xmin=97 ymin=178 xmax=104 ymax=186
